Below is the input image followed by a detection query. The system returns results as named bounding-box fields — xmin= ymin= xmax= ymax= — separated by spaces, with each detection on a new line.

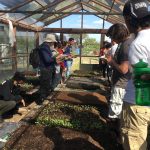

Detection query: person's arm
xmin=40 ymin=48 xmax=56 ymax=65
xmin=2 ymin=81 xmax=14 ymax=101
xmin=106 ymin=42 xmax=129 ymax=74
xmin=107 ymin=55 xmax=129 ymax=74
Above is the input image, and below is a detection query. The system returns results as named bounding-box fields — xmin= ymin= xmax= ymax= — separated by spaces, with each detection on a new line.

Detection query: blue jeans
xmin=66 ymin=60 xmax=72 ymax=77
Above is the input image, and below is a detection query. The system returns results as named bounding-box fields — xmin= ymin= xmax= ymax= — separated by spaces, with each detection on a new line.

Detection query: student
xmin=57 ymin=41 xmax=67 ymax=84
xmin=38 ymin=34 xmax=61 ymax=104
xmin=0 ymin=72 xmax=26 ymax=123
xmin=64 ymin=38 xmax=75 ymax=78
xmin=106 ymin=23 xmax=133 ymax=141
xmin=121 ymin=0 xmax=150 ymax=149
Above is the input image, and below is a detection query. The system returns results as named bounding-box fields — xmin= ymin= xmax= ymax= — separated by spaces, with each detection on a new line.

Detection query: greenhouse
xmin=0 ymin=0 xmax=150 ymax=150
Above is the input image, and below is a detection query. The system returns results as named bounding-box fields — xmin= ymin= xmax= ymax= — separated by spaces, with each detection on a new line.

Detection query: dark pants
xmin=99 ymin=59 xmax=107 ymax=78
xmin=39 ymin=67 xmax=55 ymax=99
xmin=0 ymin=100 xmax=16 ymax=116
xmin=52 ymin=73 xmax=61 ymax=89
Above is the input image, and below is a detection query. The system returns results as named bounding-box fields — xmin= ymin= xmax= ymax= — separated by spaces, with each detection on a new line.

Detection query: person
xmin=99 ymin=42 xmax=112 ymax=84
xmin=0 ymin=72 xmax=26 ymax=123
xmin=121 ymin=0 xmax=150 ymax=149
xmin=57 ymin=41 xmax=67 ymax=84
xmin=38 ymin=34 xmax=61 ymax=104
xmin=106 ymin=23 xmax=133 ymax=141
xmin=64 ymin=38 xmax=75 ymax=78
xmin=51 ymin=42 xmax=62 ymax=89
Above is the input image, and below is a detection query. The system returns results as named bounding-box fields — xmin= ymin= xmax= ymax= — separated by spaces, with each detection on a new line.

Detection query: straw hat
xmin=44 ymin=34 xmax=57 ymax=43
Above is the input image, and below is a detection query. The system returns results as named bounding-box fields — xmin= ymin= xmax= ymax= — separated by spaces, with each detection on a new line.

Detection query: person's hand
xmin=21 ymin=99 xmax=26 ymax=107
xmin=66 ymin=55 xmax=72 ymax=59
xmin=56 ymin=54 xmax=62 ymax=60
xmin=106 ymin=54 xmax=112 ymax=63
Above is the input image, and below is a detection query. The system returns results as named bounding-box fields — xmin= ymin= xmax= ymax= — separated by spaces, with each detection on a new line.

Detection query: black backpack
xmin=29 ymin=47 xmax=40 ymax=69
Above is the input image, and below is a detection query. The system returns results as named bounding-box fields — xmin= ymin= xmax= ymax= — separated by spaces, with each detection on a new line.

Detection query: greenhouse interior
xmin=0 ymin=0 xmax=150 ymax=149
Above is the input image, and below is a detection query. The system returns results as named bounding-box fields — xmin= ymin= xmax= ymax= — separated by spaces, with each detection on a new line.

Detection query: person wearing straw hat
xmin=38 ymin=34 xmax=61 ymax=105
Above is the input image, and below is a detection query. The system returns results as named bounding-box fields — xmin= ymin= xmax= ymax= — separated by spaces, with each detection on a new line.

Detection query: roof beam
xmin=82 ymin=3 xmax=123 ymax=24
xmin=106 ymin=0 xmax=115 ymax=21
xmin=114 ymin=0 xmax=125 ymax=6
xmin=30 ymin=1 xmax=81 ymax=25
xmin=0 ymin=0 xmax=34 ymax=17
xmin=107 ymin=16 xmax=124 ymax=24
xmin=39 ymin=28 xmax=107 ymax=34
xmin=34 ymin=0 xmax=45 ymax=8
xmin=0 ymin=17 xmax=36 ymax=31
xmin=0 ymin=10 xmax=121 ymax=15
xmin=90 ymin=0 xmax=119 ymax=13
xmin=15 ymin=0 xmax=64 ymax=23
xmin=43 ymin=7 xmax=82 ymax=27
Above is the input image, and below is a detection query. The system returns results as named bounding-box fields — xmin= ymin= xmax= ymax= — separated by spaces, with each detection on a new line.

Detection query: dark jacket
xmin=39 ymin=42 xmax=56 ymax=68
xmin=0 ymin=79 xmax=22 ymax=102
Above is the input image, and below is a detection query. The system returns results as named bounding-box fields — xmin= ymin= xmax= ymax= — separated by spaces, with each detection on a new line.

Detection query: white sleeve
xmin=129 ymin=43 xmax=148 ymax=65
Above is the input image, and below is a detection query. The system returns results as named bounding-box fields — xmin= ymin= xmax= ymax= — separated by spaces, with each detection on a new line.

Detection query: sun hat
xmin=44 ymin=34 xmax=57 ymax=43
xmin=130 ymin=0 xmax=150 ymax=18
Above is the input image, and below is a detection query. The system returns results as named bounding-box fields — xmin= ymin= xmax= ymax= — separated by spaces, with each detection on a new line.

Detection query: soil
xmin=4 ymin=125 xmax=123 ymax=150
xmin=3 ymin=74 xmax=150 ymax=150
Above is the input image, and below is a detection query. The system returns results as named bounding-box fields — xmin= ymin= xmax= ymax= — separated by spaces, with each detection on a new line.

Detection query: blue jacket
xmin=39 ymin=42 xmax=56 ymax=68
xmin=64 ymin=45 xmax=72 ymax=55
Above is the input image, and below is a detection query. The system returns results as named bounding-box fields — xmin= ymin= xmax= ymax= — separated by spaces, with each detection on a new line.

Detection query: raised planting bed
xmin=66 ymin=76 xmax=101 ymax=90
xmin=4 ymin=125 xmax=104 ymax=150
xmin=53 ymin=91 xmax=107 ymax=105
xmin=36 ymin=101 xmax=103 ymax=131
xmin=3 ymin=101 xmax=129 ymax=150
xmin=72 ymin=70 xmax=101 ymax=77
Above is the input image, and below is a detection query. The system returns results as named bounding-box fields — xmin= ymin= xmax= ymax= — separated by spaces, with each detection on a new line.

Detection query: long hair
xmin=106 ymin=23 xmax=129 ymax=42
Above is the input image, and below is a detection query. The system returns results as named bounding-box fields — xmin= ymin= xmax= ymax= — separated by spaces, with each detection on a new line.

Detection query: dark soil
xmin=4 ymin=100 xmax=123 ymax=150
xmin=3 ymin=73 xmax=150 ymax=150
xmin=4 ymin=125 xmax=123 ymax=150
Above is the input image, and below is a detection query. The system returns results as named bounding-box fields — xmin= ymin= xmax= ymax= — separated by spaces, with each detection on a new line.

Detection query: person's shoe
xmin=0 ymin=115 xmax=4 ymax=123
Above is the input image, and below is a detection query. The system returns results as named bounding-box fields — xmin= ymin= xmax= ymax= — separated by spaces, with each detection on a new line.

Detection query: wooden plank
xmin=12 ymin=27 xmax=17 ymax=72
xmin=39 ymin=28 xmax=107 ymax=34
xmin=35 ymin=32 xmax=39 ymax=47
xmin=0 ymin=18 xmax=37 ymax=31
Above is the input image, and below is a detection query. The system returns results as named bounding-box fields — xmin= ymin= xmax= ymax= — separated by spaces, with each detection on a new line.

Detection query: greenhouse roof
xmin=0 ymin=0 xmax=128 ymax=31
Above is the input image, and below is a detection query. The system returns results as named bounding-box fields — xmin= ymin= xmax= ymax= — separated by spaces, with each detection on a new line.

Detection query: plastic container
xmin=133 ymin=59 xmax=150 ymax=105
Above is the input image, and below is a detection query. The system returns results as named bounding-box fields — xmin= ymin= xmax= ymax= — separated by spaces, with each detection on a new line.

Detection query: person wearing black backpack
xmin=38 ymin=34 xmax=61 ymax=104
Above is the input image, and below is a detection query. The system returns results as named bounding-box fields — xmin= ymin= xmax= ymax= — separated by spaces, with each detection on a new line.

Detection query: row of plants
xmin=36 ymin=101 xmax=104 ymax=131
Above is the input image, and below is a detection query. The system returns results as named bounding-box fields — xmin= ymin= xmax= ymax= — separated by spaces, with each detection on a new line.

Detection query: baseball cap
xmin=130 ymin=0 xmax=150 ymax=18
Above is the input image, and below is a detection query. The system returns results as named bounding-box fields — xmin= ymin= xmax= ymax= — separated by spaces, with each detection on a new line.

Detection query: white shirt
xmin=123 ymin=28 xmax=150 ymax=104
xmin=110 ymin=43 xmax=118 ymax=56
